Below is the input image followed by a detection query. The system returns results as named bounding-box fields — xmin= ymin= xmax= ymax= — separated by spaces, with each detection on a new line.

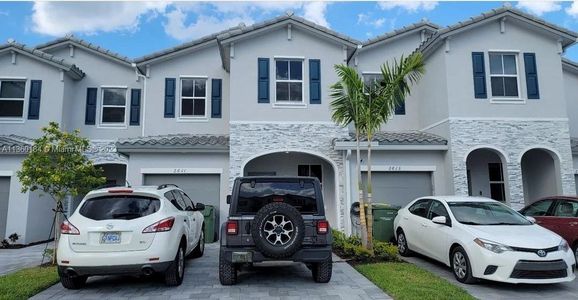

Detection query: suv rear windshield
xmin=79 ymin=196 xmax=160 ymax=220
xmin=237 ymin=181 xmax=318 ymax=214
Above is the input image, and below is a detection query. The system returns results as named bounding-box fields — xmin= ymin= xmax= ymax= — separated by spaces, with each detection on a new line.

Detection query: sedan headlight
xmin=474 ymin=238 xmax=512 ymax=254
xmin=559 ymin=240 xmax=570 ymax=252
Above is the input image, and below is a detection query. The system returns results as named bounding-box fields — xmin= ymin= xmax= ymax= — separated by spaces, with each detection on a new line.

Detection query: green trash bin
xmin=202 ymin=205 xmax=216 ymax=243
xmin=371 ymin=204 xmax=401 ymax=242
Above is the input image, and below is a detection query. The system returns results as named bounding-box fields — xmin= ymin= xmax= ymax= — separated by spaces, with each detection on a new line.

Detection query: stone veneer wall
xmin=229 ymin=122 xmax=350 ymax=230
xmin=449 ymin=119 xmax=575 ymax=210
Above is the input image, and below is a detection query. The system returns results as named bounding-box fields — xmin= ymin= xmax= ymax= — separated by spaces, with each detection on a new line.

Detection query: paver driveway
xmin=404 ymin=254 xmax=578 ymax=300
xmin=32 ymin=243 xmax=391 ymax=300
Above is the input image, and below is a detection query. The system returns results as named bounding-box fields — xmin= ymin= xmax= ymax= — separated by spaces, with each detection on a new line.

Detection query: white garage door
xmin=0 ymin=177 xmax=10 ymax=239
xmin=362 ymin=172 xmax=433 ymax=208
xmin=144 ymin=174 xmax=221 ymax=238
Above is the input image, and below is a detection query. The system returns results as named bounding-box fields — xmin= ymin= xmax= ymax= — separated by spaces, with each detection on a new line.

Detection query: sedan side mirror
xmin=526 ymin=216 xmax=536 ymax=223
xmin=195 ymin=203 xmax=205 ymax=211
xmin=226 ymin=195 xmax=231 ymax=204
xmin=432 ymin=216 xmax=448 ymax=226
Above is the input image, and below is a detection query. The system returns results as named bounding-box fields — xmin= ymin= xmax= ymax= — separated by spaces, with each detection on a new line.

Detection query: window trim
xmin=178 ymin=76 xmax=208 ymax=121
xmin=274 ymin=58 xmax=305 ymax=107
xmin=488 ymin=52 xmax=524 ymax=103
xmin=0 ymin=79 xmax=27 ymax=122
xmin=98 ymin=86 xmax=128 ymax=128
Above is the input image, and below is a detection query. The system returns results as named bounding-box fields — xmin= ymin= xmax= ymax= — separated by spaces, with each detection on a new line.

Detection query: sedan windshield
xmin=448 ymin=201 xmax=532 ymax=226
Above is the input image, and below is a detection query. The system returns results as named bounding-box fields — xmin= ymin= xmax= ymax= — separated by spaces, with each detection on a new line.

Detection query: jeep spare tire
xmin=251 ymin=202 xmax=305 ymax=258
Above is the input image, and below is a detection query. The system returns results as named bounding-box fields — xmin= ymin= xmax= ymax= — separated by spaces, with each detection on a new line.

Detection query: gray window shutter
xmin=524 ymin=53 xmax=540 ymax=99
xmin=471 ymin=52 xmax=487 ymax=99
xmin=164 ymin=78 xmax=176 ymax=118
xmin=27 ymin=80 xmax=42 ymax=120
xmin=85 ymin=88 xmax=97 ymax=125
xmin=130 ymin=89 xmax=141 ymax=126
xmin=309 ymin=59 xmax=321 ymax=104
xmin=211 ymin=79 xmax=222 ymax=118
xmin=258 ymin=58 xmax=269 ymax=103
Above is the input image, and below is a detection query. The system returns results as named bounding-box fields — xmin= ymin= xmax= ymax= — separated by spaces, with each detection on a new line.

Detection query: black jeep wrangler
xmin=219 ymin=176 xmax=333 ymax=285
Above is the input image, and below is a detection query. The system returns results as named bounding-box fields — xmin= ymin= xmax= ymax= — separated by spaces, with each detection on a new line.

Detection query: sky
xmin=2 ymin=1 xmax=578 ymax=60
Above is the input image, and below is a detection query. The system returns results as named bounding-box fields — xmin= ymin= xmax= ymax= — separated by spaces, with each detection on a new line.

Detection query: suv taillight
xmin=143 ymin=217 xmax=175 ymax=233
xmin=317 ymin=220 xmax=329 ymax=234
xmin=226 ymin=221 xmax=238 ymax=235
xmin=60 ymin=220 xmax=80 ymax=235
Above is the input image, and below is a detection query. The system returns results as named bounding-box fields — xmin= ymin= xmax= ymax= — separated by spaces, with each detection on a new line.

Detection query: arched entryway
xmin=521 ymin=148 xmax=561 ymax=205
xmin=242 ymin=150 xmax=339 ymax=227
xmin=465 ymin=148 xmax=508 ymax=202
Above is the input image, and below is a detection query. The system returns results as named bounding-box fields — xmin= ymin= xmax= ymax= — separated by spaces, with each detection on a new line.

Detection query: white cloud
xmin=163 ymin=8 xmax=252 ymax=41
xmin=0 ymin=11 xmax=8 ymax=16
xmin=302 ymin=2 xmax=330 ymax=28
xmin=566 ymin=1 xmax=578 ymax=18
xmin=31 ymin=1 xmax=167 ymax=36
xmin=517 ymin=1 xmax=561 ymax=16
xmin=378 ymin=1 xmax=438 ymax=13
xmin=357 ymin=13 xmax=386 ymax=28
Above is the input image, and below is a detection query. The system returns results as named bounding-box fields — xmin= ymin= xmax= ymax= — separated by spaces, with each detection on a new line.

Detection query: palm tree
xmin=362 ymin=52 xmax=425 ymax=251
xmin=330 ymin=64 xmax=369 ymax=248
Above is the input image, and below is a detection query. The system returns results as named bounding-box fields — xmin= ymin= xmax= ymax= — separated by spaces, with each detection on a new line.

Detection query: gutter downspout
xmin=132 ymin=63 xmax=147 ymax=137
xmin=345 ymin=149 xmax=352 ymax=235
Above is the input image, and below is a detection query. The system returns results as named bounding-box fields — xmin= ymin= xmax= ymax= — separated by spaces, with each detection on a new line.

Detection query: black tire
xmin=219 ymin=253 xmax=237 ymax=285
xmin=450 ymin=246 xmax=477 ymax=284
xmin=572 ymin=243 xmax=578 ymax=265
xmin=189 ymin=229 xmax=205 ymax=258
xmin=251 ymin=202 xmax=305 ymax=258
xmin=311 ymin=258 xmax=332 ymax=283
xmin=164 ymin=244 xmax=185 ymax=286
xmin=58 ymin=268 xmax=87 ymax=290
xmin=396 ymin=229 xmax=412 ymax=257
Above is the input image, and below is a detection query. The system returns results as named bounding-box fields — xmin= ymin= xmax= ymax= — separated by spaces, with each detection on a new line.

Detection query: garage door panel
xmin=362 ymin=172 xmax=432 ymax=208
xmin=0 ymin=177 xmax=10 ymax=239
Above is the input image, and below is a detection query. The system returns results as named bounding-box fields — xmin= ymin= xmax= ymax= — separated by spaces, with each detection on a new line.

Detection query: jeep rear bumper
xmin=220 ymin=246 xmax=332 ymax=263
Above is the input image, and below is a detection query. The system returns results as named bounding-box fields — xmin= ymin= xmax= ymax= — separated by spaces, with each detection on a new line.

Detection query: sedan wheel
xmin=450 ymin=246 xmax=476 ymax=284
xmin=396 ymin=230 xmax=411 ymax=257
xmin=453 ymin=252 xmax=467 ymax=279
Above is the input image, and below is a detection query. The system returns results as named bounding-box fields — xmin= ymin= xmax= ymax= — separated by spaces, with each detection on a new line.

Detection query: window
xmin=237 ymin=181 xmax=318 ymax=214
xmin=182 ymin=192 xmax=196 ymax=209
xmin=488 ymin=163 xmax=505 ymax=202
xmin=0 ymin=80 xmax=25 ymax=118
xmin=164 ymin=191 xmax=182 ymax=210
xmin=172 ymin=190 xmax=188 ymax=211
xmin=448 ymin=202 xmax=531 ymax=226
xmin=79 ymin=196 xmax=160 ymax=220
xmin=275 ymin=60 xmax=303 ymax=103
xmin=489 ymin=53 xmax=519 ymax=99
xmin=553 ymin=200 xmax=578 ymax=218
xmin=409 ymin=199 xmax=431 ymax=218
xmin=180 ymin=78 xmax=206 ymax=117
xmin=298 ymin=165 xmax=322 ymax=183
xmin=363 ymin=73 xmax=404 ymax=115
xmin=428 ymin=201 xmax=449 ymax=220
xmin=101 ymin=88 xmax=127 ymax=124
xmin=522 ymin=199 xmax=555 ymax=217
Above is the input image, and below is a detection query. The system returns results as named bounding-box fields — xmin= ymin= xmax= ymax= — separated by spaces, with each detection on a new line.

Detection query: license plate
xmin=232 ymin=252 xmax=252 ymax=263
xmin=100 ymin=232 xmax=121 ymax=244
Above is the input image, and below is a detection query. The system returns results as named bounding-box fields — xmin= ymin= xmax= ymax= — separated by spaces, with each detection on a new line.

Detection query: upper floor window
xmin=275 ymin=59 xmax=303 ymax=103
xmin=362 ymin=72 xmax=405 ymax=115
xmin=0 ymin=80 xmax=25 ymax=118
xmin=489 ymin=53 xmax=519 ymax=99
xmin=100 ymin=87 xmax=127 ymax=125
xmin=181 ymin=78 xmax=206 ymax=118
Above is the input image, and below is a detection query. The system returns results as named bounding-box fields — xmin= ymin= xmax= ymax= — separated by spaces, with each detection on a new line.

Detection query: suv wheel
xmin=311 ymin=258 xmax=332 ymax=283
xmin=164 ymin=245 xmax=185 ymax=286
xmin=251 ymin=202 xmax=305 ymax=258
xmin=190 ymin=229 xmax=205 ymax=258
xmin=58 ymin=269 xmax=88 ymax=290
xmin=219 ymin=253 xmax=237 ymax=285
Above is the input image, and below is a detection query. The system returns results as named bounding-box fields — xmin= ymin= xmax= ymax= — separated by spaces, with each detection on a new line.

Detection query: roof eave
xmin=116 ymin=146 xmax=229 ymax=154
xmin=135 ymin=39 xmax=218 ymax=66
xmin=37 ymin=40 xmax=134 ymax=67
xmin=361 ymin=25 xmax=438 ymax=51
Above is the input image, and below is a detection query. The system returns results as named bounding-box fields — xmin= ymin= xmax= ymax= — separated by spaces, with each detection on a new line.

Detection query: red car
xmin=521 ymin=196 xmax=578 ymax=262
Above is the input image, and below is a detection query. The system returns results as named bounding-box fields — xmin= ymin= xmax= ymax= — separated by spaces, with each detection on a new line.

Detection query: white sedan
xmin=393 ymin=196 xmax=576 ymax=284
xmin=57 ymin=185 xmax=206 ymax=289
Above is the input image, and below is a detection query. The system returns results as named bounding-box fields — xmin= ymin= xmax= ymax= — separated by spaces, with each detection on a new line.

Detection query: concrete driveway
xmin=403 ymin=254 xmax=578 ymax=300
xmin=32 ymin=243 xmax=391 ymax=300
xmin=0 ymin=242 xmax=53 ymax=275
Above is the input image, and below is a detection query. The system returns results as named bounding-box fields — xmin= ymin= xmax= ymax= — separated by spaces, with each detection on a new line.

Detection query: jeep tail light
xmin=60 ymin=220 xmax=80 ymax=235
xmin=226 ymin=221 xmax=238 ymax=235
xmin=143 ymin=217 xmax=175 ymax=233
xmin=317 ymin=220 xmax=329 ymax=234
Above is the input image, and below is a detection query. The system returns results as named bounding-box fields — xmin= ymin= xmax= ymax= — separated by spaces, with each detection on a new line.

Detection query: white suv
xmin=57 ymin=184 xmax=206 ymax=289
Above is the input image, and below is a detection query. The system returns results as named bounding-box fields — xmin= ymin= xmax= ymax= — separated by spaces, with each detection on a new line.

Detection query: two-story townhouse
xmin=2 ymin=5 xmax=578 ymax=243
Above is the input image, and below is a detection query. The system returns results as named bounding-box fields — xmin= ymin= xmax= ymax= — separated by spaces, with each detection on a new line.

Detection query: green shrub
xmin=332 ymin=229 xmax=399 ymax=262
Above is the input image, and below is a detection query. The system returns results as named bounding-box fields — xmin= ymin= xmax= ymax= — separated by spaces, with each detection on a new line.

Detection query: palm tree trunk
xmin=366 ymin=132 xmax=374 ymax=252
xmin=356 ymin=131 xmax=368 ymax=248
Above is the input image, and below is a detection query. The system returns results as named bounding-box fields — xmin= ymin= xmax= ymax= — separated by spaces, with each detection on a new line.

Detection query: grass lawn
xmin=0 ymin=266 xmax=59 ymax=300
xmin=355 ymin=262 xmax=475 ymax=300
